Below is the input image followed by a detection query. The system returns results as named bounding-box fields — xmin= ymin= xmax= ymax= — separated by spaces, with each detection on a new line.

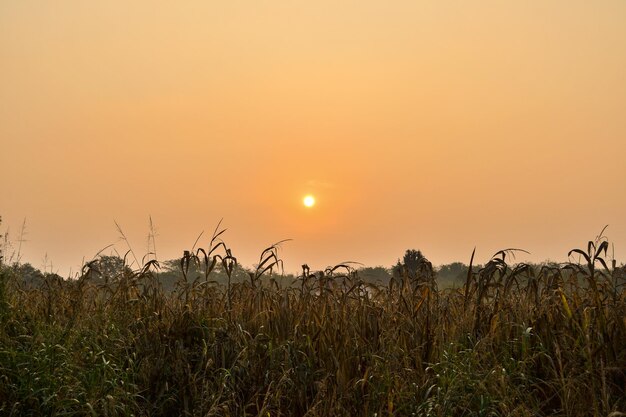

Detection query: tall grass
xmin=0 ymin=231 xmax=624 ymax=416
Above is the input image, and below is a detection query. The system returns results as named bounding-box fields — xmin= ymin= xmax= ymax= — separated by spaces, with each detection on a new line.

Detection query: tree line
xmin=3 ymin=247 xmax=602 ymax=291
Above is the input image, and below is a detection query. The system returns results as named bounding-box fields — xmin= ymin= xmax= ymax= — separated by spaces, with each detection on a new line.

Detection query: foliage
xmin=393 ymin=249 xmax=435 ymax=286
xmin=437 ymin=262 xmax=470 ymax=287
xmin=0 ymin=233 xmax=625 ymax=416
xmin=357 ymin=266 xmax=392 ymax=284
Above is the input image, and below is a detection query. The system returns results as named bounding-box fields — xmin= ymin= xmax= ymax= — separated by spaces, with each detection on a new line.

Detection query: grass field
xmin=0 ymin=233 xmax=625 ymax=416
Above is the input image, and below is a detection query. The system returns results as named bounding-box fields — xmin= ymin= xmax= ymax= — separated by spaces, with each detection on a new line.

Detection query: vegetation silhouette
xmin=0 ymin=222 xmax=625 ymax=416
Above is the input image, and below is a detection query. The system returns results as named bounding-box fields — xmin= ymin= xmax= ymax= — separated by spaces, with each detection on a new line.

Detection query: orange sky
xmin=2 ymin=1 xmax=625 ymax=276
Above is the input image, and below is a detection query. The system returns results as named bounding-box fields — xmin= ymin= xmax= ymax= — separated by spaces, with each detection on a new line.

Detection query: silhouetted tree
xmin=393 ymin=249 xmax=434 ymax=284
xmin=358 ymin=266 xmax=392 ymax=284
xmin=437 ymin=262 xmax=469 ymax=285
xmin=10 ymin=263 xmax=45 ymax=288
xmin=89 ymin=255 xmax=132 ymax=282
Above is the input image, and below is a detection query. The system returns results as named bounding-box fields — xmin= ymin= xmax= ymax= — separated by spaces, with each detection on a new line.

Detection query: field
xmin=0 ymin=234 xmax=625 ymax=416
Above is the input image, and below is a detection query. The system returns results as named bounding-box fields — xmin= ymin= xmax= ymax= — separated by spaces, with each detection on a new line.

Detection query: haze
xmin=2 ymin=1 xmax=625 ymax=275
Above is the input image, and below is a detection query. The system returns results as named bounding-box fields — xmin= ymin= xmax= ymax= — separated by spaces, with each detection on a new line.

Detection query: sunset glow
xmin=1 ymin=1 xmax=625 ymax=275
xmin=2 ymin=3 xmax=626 ymax=412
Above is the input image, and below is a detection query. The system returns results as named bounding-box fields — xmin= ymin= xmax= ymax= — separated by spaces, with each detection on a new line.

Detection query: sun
xmin=303 ymin=195 xmax=315 ymax=207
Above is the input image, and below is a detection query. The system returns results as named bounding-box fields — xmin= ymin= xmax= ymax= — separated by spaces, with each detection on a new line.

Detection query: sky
xmin=1 ymin=1 xmax=626 ymax=276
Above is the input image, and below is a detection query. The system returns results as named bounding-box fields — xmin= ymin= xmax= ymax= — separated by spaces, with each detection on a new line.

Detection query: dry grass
xmin=0 ymin=230 xmax=624 ymax=416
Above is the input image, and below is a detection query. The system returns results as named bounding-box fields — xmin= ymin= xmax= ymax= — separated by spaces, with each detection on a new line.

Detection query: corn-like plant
xmin=0 ymin=229 xmax=624 ymax=416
